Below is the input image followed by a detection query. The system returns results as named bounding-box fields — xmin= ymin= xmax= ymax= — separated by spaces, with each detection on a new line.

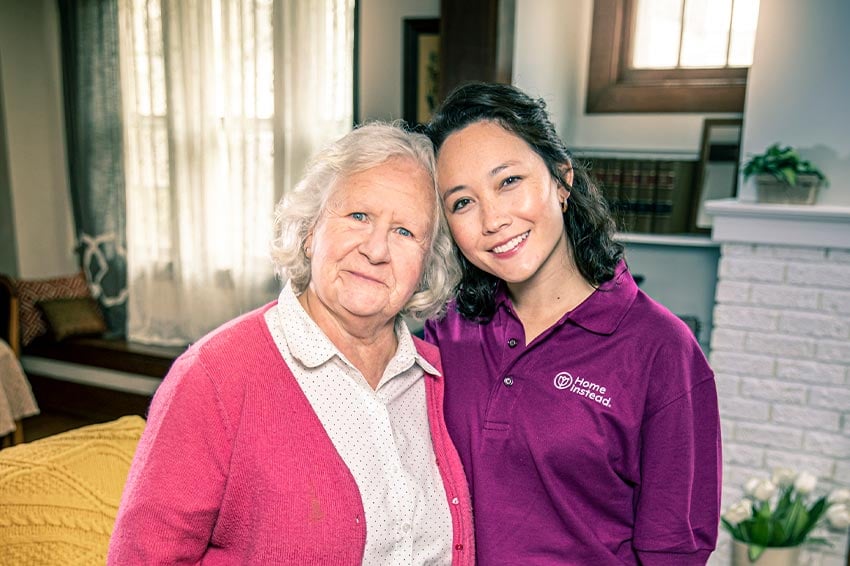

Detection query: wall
xmin=0 ymin=62 xmax=17 ymax=277
xmin=709 ymin=240 xmax=850 ymax=566
xmin=512 ymin=0 xmax=741 ymax=158
xmin=738 ymin=0 xmax=850 ymax=205
xmin=357 ymin=0 xmax=440 ymax=121
xmin=0 ymin=0 xmax=76 ymax=278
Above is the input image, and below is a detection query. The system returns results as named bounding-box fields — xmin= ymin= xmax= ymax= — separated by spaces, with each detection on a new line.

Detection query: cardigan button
xmin=451 ymin=497 xmax=459 ymax=505
xmin=455 ymin=544 xmax=464 ymax=550
xmin=508 ymin=338 xmax=518 ymax=348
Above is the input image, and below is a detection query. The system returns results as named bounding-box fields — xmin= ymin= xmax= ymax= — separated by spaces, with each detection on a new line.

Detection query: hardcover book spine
xmin=618 ymin=159 xmax=641 ymax=232
xmin=633 ymin=160 xmax=658 ymax=233
xmin=652 ymin=160 xmax=677 ymax=233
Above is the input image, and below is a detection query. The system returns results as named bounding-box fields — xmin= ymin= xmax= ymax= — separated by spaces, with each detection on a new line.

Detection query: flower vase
xmin=732 ymin=540 xmax=801 ymax=565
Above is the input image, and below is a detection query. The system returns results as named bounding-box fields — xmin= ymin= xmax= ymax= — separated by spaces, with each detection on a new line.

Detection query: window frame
xmin=586 ymin=0 xmax=748 ymax=113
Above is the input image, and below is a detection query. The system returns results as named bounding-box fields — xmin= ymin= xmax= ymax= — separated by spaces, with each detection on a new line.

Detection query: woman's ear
xmin=304 ymin=230 xmax=314 ymax=259
xmin=559 ymin=163 xmax=574 ymax=188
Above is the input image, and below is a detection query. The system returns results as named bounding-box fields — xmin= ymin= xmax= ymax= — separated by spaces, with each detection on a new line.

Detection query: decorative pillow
xmin=37 ymin=297 xmax=107 ymax=341
xmin=15 ymin=272 xmax=91 ymax=346
xmin=0 ymin=415 xmax=146 ymax=566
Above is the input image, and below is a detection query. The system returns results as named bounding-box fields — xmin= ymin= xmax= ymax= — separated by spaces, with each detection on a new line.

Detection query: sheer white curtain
xmin=118 ymin=0 xmax=354 ymax=345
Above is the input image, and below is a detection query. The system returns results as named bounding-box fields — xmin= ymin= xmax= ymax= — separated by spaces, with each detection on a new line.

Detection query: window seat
xmin=23 ymin=337 xmax=185 ymax=379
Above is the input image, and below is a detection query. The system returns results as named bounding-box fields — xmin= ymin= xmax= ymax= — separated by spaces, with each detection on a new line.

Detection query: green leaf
xmin=779 ymin=167 xmax=797 ymax=186
xmin=749 ymin=544 xmax=766 ymax=562
xmin=751 ymin=514 xmax=771 ymax=545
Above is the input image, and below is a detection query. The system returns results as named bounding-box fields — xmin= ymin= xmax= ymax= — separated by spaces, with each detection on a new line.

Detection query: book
xmin=618 ymin=159 xmax=641 ymax=232
xmin=632 ymin=160 xmax=658 ymax=233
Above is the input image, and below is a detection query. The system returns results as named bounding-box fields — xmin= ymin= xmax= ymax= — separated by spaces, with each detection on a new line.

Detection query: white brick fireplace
xmin=706 ymin=199 xmax=850 ymax=565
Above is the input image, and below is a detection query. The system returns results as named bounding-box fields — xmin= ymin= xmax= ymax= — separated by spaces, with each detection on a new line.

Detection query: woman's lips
xmin=491 ymin=231 xmax=529 ymax=254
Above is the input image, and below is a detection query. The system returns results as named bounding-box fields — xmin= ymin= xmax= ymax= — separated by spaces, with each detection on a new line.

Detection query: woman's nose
xmin=358 ymin=228 xmax=391 ymax=263
xmin=480 ymin=199 xmax=511 ymax=234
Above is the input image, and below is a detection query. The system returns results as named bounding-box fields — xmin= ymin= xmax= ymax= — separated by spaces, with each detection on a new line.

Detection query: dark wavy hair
xmin=427 ymin=82 xmax=624 ymax=321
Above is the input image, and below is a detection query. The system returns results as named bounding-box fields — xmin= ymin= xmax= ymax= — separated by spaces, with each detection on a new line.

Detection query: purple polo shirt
xmin=424 ymin=261 xmax=721 ymax=565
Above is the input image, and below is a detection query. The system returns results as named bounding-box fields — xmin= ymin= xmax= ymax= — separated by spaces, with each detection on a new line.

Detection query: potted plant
xmin=722 ymin=468 xmax=850 ymax=564
xmin=742 ymin=143 xmax=828 ymax=204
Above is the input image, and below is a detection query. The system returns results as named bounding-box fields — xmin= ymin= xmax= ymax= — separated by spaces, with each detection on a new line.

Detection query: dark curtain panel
xmin=58 ymin=0 xmax=127 ymax=337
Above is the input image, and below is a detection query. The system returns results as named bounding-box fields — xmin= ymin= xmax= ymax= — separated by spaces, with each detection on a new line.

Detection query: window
xmin=117 ymin=0 xmax=355 ymax=344
xmin=586 ymin=0 xmax=760 ymax=113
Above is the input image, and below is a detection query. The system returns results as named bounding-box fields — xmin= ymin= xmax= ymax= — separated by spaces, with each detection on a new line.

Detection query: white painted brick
xmin=827 ymin=248 xmax=850 ymax=263
xmin=721 ymin=419 xmax=735 ymax=443
xmin=763 ymin=245 xmax=827 ymax=261
xmin=821 ymin=289 xmax=850 ymax=315
xmin=714 ymin=373 xmax=742 ymax=397
xmin=809 ymin=385 xmax=850 ymax=411
xmin=779 ymin=311 xmax=850 ymax=339
xmin=777 ymin=359 xmax=847 ymax=386
xmin=787 ymin=262 xmax=850 ymax=289
xmin=765 ymin=449 xmax=836 ymax=478
xmin=721 ymin=243 xmax=757 ymax=257
xmin=711 ymin=328 xmax=748 ymax=351
xmin=710 ymin=351 xmax=776 ymax=377
xmin=772 ymin=404 xmax=841 ymax=432
xmin=804 ymin=430 xmax=850 ymax=458
xmin=740 ymin=377 xmax=808 ymax=404
xmin=719 ymin=257 xmax=787 ymax=283
xmin=723 ymin=442 xmax=765 ymax=467
xmin=714 ymin=304 xmax=778 ymax=331
xmin=714 ymin=280 xmax=751 ymax=304
xmin=835 ymin=459 xmax=850 ymax=481
xmin=816 ymin=339 xmax=850 ymax=364
xmin=723 ymin=464 xmax=767 ymax=492
xmin=750 ymin=283 xmax=819 ymax=310
xmin=719 ymin=396 xmax=770 ymax=421
xmin=745 ymin=332 xmax=815 ymax=358
xmin=736 ymin=422 xmax=803 ymax=448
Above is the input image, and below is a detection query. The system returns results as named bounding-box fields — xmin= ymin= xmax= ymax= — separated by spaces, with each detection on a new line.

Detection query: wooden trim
xmin=586 ymin=0 xmax=747 ymax=113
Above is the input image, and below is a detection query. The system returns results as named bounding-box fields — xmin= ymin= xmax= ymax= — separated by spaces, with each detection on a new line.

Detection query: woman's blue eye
xmin=451 ymin=198 xmax=471 ymax=212
xmin=351 ymin=212 xmax=367 ymax=221
xmin=396 ymin=227 xmax=413 ymax=238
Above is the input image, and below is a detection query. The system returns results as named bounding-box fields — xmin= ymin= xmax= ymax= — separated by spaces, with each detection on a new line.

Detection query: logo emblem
xmin=554 ymin=372 xmax=573 ymax=390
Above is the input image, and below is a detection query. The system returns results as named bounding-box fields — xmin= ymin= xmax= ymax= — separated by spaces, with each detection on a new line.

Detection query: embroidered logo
xmin=553 ymin=372 xmax=573 ymax=390
xmin=554 ymin=371 xmax=612 ymax=408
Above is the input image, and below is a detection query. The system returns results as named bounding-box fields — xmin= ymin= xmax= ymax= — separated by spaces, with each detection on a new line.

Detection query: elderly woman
xmin=108 ymin=123 xmax=473 ymax=565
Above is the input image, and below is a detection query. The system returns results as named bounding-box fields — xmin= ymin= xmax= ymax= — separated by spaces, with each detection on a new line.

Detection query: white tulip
xmin=751 ymin=479 xmax=778 ymax=502
xmin=794 ymin=471 xmax=818 ymax=495
xmin=744 ymin=477 xmax=762 ymax=497
xmin=771 ymin=467 xmax=797 ymax=488
xmin=723 ymin=499 xmax=754 ymax=526
xmin=828 ymin=488 xmax=850 ymax=505
xmin=826 ymin=503 xmax=850 ymax=530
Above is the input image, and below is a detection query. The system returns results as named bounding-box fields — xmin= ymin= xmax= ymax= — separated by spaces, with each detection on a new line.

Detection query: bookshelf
xmin=615 ymin=232 xmax=716 ymax=248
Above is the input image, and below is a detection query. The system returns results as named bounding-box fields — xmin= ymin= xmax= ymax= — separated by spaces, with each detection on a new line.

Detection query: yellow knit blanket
xmin=0 ymin=415 xmax=145 ymax=565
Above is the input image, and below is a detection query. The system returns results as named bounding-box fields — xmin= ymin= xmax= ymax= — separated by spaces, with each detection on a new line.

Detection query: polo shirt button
xmin=508 ymin=338 xmax=518 ymax=348
xmin=503 ymin=376 xmax=514 ymax=386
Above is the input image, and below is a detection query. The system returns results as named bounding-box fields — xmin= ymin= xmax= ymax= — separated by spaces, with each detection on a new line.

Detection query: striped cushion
xmin=16 ymin=273 xmax=91 ymax=346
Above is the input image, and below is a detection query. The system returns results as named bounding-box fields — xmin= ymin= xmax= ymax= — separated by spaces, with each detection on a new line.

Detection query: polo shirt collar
xmin=277 ymin=282 xmax=439 ymax=376
xmin=494 ymin=260 xmax=637 ymax=336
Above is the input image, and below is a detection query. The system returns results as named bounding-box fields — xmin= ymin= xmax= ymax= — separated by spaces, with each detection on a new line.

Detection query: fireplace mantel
xmin=705 ymin=198 xmax=850 ymax=249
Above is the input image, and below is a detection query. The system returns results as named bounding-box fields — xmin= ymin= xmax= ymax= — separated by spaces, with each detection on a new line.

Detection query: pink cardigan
xmin=108 ymin=303 xmax=474 ymax=565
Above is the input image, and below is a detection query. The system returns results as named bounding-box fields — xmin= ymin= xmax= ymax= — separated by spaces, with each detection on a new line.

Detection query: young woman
xmin=424 ymin=82 xmax=721 ymax=565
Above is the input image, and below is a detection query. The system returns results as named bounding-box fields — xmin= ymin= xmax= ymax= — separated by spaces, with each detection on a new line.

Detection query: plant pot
xmin=755 ymin=174 xmax=821 ymax=205
xmin=731 ymin=540 xmax=801 ymax=565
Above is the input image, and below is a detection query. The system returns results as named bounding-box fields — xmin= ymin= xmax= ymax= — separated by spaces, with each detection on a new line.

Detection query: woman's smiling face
xmin=436 ymin=121 xmax=571 ymax=287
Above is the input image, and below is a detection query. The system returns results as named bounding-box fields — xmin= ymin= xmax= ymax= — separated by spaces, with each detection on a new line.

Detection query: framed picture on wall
xmin=690 ymin=118 xmax=743 ymax=232
xmin=402 ymin=18 xmax=440 ymax=126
